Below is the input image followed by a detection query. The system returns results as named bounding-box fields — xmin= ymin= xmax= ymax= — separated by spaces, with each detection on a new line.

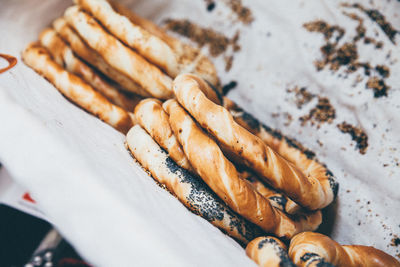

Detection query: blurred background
xmin=0 ymin=164 xmax=88 ymax=267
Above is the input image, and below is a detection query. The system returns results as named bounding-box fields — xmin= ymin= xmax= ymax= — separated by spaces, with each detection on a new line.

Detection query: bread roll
xmin=246 ymin=236 xmax=296 ymax=267
xmin=224 ymin=97 xmax=339 ymax=205
xmin=289 ymin=232 xmax=400 ymax=267
xmin=134 ymin=98 xmax=193 ymax=171
xmin=242 ymin=171 xmax=301 ymax=215
xmin=164 ymin=99 xmax=322 ymax=239
xmin=53 ymin=17 xmax=150 ymax=97
xmin=39 ymin=28 xmax=141 ymax=111
xmin=22 ymin=43 xmax=133 ymax=133
xmin=109 ymin=0 xmax=220 ymax=89
xmin=126 ymin=125 xmax=263 ymax=244
xmin=173 ymin=73 xmax=335 ymax=210
xmin=64 ymin=6 xmax=173 ymax=99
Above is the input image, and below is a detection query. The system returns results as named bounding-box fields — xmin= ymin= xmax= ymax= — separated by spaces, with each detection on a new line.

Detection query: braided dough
xmin=134 ymin=99 xmax=193 ymax=172
xmin=246 ymin=236 xmax=296 ymax=267
xmin=64 ymin=6 xmax=173 ymax=99
xmin=52 ymin=17 xmax=149 ymax=97
xmin=22 ymin=43 xmax=133 ymax=133
xmin=164 ymin=99 xmax=322 ymax=238
xmin=108 ymin=0 xmax=220 ymax=88
xmin=289 ymin=232 xmax=400 ymax=267
xmin=39 ymin=28 xmax=140 ymax=112
xmin=224 ymin=97 xmax=339 ymax=202
xmin=173 ymin=73 xmax=334 ymax=210
xmin=126 ymin=125 xmax=263 ymax=244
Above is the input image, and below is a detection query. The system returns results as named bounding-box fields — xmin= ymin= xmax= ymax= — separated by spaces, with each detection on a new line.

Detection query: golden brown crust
xmin=64 ymin=6 xmax=173 ymax=99
xmin=172 ymin=73 xmax=221 ymax=105
xmin=164 ymin=99 xmax=322 ymax=238
xmin=134 ymin=99 xmax=193 ymax=171
xmin=242 ymin=171 xmax=301 ymax=215
xmin=75 ymin=0 xmax=179 ymax=77
xmin=289 ymin=232 xmax=400 ymax=267
xmin=246 ymin=236 xmax=296 ymax=267
xmin=126 ymin=125 xmax=264 ymax=244
xmin=52 ymin=17 xmax=150 ymax=97
xmin=110 ymin=0 xmax=177 ymax=48
xmin=22 ymin=43 xmax=133 ymax=133
xmin=39 ymin=28 xmax=141 ymax=111
xmin=109 ymin=0 xmax=220 ymax=89
xmin=173 ymin=73 xmax=334 ymax=210
xmin=223 ymin=97 xmax=339 ymax=204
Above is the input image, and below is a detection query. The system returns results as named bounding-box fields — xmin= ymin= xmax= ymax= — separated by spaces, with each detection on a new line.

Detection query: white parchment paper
xmin=0 ymin=0 xmax=399 ymax=266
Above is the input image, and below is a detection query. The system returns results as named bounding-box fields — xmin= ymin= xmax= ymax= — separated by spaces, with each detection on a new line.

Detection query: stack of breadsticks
xmin=22 ymin=0 xmax=399 ymax=266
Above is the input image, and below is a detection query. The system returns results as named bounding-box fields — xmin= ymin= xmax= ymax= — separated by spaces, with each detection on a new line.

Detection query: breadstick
xmin=64 ymin=6 xmax=173 ymax=99
xmin=126 ymin=125 xmax=264 ymax=244
xmin=164 ymin=99 xmax=322 ymax=238
xmin=108 ymin=0 xmax=220 ymax=88
xmin=246 ymin=236 xmax=296 ymax=267
xmin=289 ymin=232 xmax=400 ymax=267
xmin=134 ymin=99 xmax=193 ymax=172
xmin=171 ymin=73 xmax=221 ymax=105
xmin=224 ymin=97 xmax=339 ymax=201
xmin=173 ymin=73 xmax=334 ymax=210
xmin=22 ymin=43 xmax=133 ymax=133
xmin=246 ymin=174 xmax=322 ymax=218
xmin=243 ymin=172 xmax=301 ymax=215
xmin=52 ymin=17 xmax=149 ymax=97
xmin=74 ymin=0 xmax=177 ymax=76
xmin=39 ymin=28 xmax=141 ymax=111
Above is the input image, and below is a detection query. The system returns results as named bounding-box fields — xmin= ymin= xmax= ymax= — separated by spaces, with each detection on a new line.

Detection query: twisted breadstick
xmin=246 ymin=236 xmax=296 ymax=267
xmin=242 ymin=172 xmax=301 ymax=215
xmin=173 ymin=73 xmax=334 ymax=210
xmin=224 ymin=97 xmax=339 ymax=202
xmin=39 ymin=28 xmax=140 ymax=111
xmin=246 ymin=174 xmax=322 ymax=218
xmin=22 ymin=43 xmax=133 ymax=133
xmin=126 ymin=125 xmax=263 ymax=244
xmin=64 ymin=6 xmax=173 ymax=99
xmin=134 ymin=99 xmax=193 ymax=171
xmin=164 ymin=99 xmax=322 ymax=238
xmin=75 ymin=0 xmax=177 ymax=76
xmin=172 ymin=73 xmax=221 ymax=105
xmin=108 ymin=0 xmax=220 ymax=88
xmin=52 ymin=17 xmax=150 ymax=97
xmin=289 ymin=232 xmax=400 ymax=267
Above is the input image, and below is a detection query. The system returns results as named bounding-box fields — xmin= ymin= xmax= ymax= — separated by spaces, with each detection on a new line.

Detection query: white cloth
xmin=1 ymin=0 xmax=400 ymax=265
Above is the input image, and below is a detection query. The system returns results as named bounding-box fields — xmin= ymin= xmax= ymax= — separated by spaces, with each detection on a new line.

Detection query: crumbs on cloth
xmin=287 ymin=87 xmax=336 ymax=128
xmin=223 ymin=0 xmax=254 ymax=25
xmin=286 ymin=86 xmax=370 ymax=155
xmin=164 ymin=18 xmax=240 ymax=71
xmin=287 ymin=86 xmax=315 ymax=109
xmin=202 ymin=0 xmax=254 ymax=25
xmin=300 ymin=97 xmax=336 ymax=128
xmin=337 ymin=121 xmax=369 ymax=154
xmin=303 ymin=3 xmax=395 ymax=98
xmin=342 ymin=3 xmax=399 ymax=44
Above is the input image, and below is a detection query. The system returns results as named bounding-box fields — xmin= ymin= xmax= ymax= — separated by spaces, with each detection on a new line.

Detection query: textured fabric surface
xmin=0 ymin=0 xmax=399 ymax=265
